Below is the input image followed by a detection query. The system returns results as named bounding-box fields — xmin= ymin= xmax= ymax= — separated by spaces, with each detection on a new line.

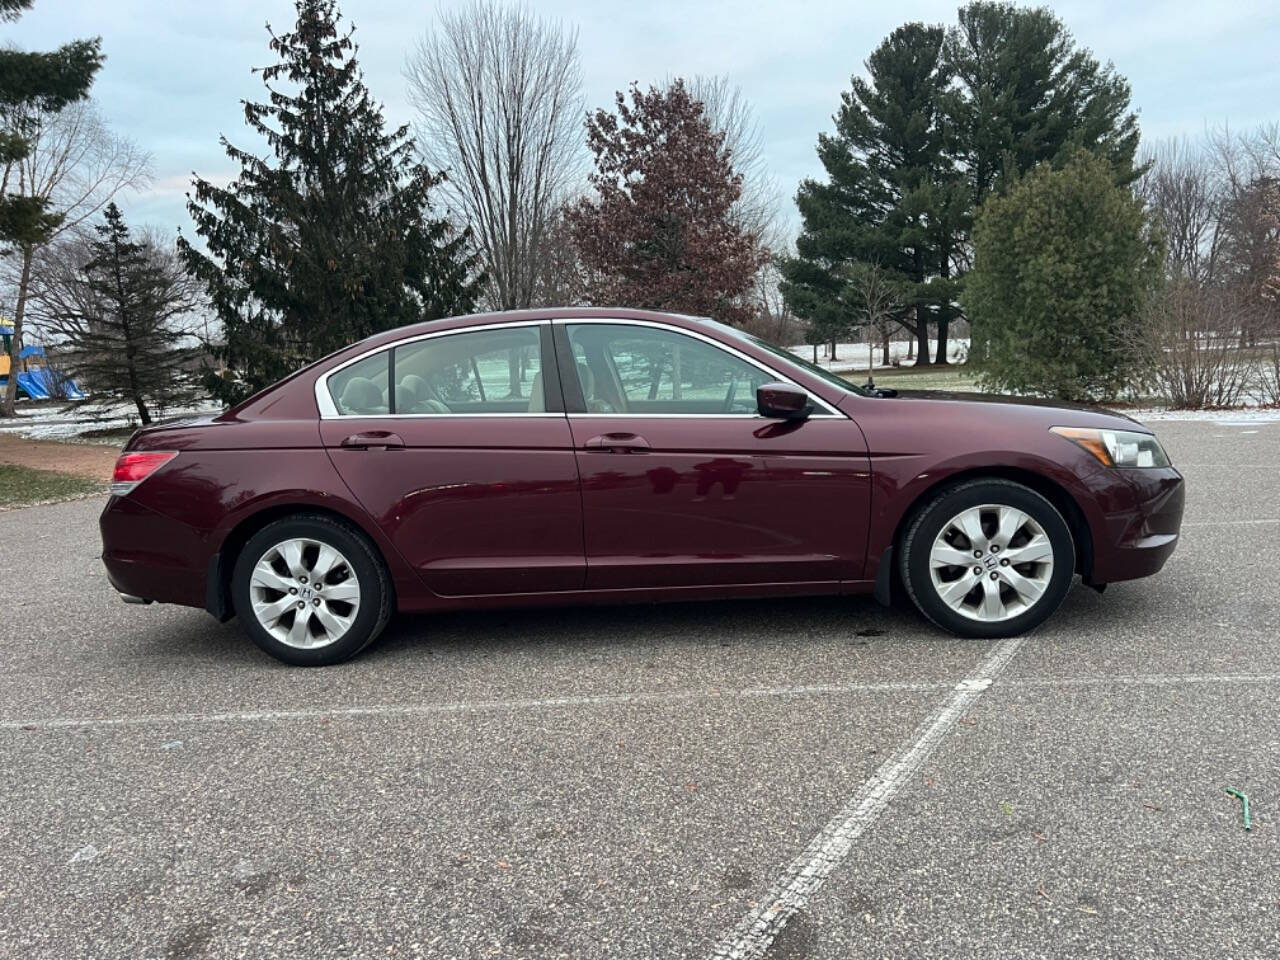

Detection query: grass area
xmin=843 ymin=363 xmax=983 ymax=392
xmin=0 ymin=464 xmax=105 ymax=509
xmin=77 ymin=426 xmax=138 ymax=443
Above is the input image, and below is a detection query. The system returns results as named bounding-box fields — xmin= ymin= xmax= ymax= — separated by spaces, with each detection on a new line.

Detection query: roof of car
xmin=353 ymin=306 xmax=711 ymax=352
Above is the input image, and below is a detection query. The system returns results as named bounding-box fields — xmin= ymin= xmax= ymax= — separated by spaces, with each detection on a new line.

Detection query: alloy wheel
xmin=927 ymin=503 xmax=1055 ymax=623
xmin=249 ymin=538 xmax=362 ymax=649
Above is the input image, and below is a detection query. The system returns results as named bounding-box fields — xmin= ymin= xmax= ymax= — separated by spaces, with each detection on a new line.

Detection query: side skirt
xmin=395 ymin=579 xmax=875 ymax=614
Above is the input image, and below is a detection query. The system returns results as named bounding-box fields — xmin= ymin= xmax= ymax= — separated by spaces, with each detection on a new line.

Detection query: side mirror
xmin=757 ymin=382 xmax=813 ymax=420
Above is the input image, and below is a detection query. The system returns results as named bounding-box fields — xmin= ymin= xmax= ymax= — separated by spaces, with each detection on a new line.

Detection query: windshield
xmin=701 ymin=319 xmax=870 ymax=397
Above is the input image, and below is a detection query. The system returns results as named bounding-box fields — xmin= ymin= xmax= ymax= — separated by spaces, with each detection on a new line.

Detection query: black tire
xmin=232 ymin=513 xmax=393 ymax=666
xmin=899 ymin=479 xmax=1075 ymax=639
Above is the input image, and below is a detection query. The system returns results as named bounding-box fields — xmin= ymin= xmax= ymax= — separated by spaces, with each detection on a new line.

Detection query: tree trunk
xmin=935 ymin=313 xmax=950 ymax=365
xmin=813 ymin=343 xmax=818 ymax=364
xmin=507 ymin=348 xmax=523 ymax=399
xmin=914 ymin=306 xmax=931 ymax=366
xmin=1 ymin=247 xmax=35 ymax=417
xmin=907 ymin=337 xmax=914 ymax=361
xmin=124 ymin=350 xmax=150 ymax=424
xmin=830 ymin=337 xmax=838 ymax=361
xmin=881 ymin=331 xmax=890 ymax=366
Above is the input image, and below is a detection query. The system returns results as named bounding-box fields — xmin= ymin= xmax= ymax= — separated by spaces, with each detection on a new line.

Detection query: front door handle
xmin=340 ymin=431 xmax=404 ymax=450
xmin=584 ymin=432 xmax=650 ymax=454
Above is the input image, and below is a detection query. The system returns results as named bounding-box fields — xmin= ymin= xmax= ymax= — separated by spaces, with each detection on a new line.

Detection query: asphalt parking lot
xmin=1 ymin=417 xmax=1278 ymax=959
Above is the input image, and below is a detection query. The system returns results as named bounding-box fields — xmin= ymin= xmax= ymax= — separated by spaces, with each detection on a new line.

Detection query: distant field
xmin=841 ymin=363 xmax=982 ymax=392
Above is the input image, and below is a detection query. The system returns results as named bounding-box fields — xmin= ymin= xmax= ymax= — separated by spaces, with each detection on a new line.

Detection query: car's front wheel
xmin=232 ymin=514 xmax=392 ymax=666
xmin=900 ymin=479 xmax=1076 ymax=639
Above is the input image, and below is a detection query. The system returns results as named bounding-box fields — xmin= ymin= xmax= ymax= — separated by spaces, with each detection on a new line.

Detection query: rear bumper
xmin=1088 ymin=468 xmax=1184 ymax=585
xmin=100 ymin=495 xmax=209 ymax=609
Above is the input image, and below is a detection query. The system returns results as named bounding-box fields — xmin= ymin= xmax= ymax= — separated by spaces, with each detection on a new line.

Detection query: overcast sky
xmin=8 ymin=0 xmax=1280 ymax=239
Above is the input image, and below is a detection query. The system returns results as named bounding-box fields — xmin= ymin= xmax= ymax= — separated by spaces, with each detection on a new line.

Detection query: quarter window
xmin=328 ymin=351 xmax=390 ymax=416
xmin=565 ymin=323 xmax=773 ymax=416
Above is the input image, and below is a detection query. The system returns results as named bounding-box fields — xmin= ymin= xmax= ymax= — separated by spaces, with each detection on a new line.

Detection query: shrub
xmin=965 ymin=151 xmax=1162 ymax=402
xmin=1128 ymin=280 xmax=1258 ymax=409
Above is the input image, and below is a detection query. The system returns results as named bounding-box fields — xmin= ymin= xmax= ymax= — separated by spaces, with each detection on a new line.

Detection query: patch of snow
xmin=0 ymin=401 xmax=222 ymax=440
xmin=1127 ymin=407 xmax=1280 ymax=424
xmin=789 ymin=338 xmax=971 ymax=372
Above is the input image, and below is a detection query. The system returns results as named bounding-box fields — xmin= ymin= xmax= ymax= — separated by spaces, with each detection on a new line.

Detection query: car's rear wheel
xmin=900 ymin=479 xmax=1075 ymax=639
xmin=232 ymin=514 xmax=392 ymax=666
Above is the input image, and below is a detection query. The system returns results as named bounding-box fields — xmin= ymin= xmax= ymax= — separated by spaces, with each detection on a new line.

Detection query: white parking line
xmin=1014 ymin=673 xmax=1280 ymax=688
xmin=1182 ymin=518 xmax=1280 ymax=527
xmin=5 ymin=670 xmax=1276 ymax=733
xmin=706 ymin=637 xmax=1026 ymax=960
xmin=0 ymin=680 xmax=947 ymax=731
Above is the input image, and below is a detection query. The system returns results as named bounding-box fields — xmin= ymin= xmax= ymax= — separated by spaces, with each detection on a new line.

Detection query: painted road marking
xmin=706 ymin=637 xmax=1026 ymax=960
xmin=1013 ymin=673 xmax=1280 ymax=688
xmin=4 ymin=671 xmax=1278 ymax=733
xmin=1182 ymin=518 xmax=1280 ymax=527
xmin=0 ymin=680 xmax=947 ymax=731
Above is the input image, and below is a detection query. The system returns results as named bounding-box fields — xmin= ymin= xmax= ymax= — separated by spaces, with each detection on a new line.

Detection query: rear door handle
xmin=340 ymin=431 xmax=404 ymax=450
xmin=584 ymin=433 xmax=650 ymax=453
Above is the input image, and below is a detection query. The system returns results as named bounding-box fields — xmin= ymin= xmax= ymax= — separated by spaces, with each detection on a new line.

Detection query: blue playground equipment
xmin=0 ymin=327 xmax=85 ymax=400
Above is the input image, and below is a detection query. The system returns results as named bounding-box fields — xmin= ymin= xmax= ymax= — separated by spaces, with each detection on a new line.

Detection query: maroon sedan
xmin=100 ymin=308 xmax=1184 ymax=665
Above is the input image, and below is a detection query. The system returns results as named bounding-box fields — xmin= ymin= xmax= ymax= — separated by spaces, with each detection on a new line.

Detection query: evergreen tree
xmin=783 ymin=23 xmax=964 ymax=365
xmin=63 ymin=205 xmax=201 ymax=422
xmin=785 ymin=4 xmax=1141 ymax=369
xmin=179 ymin=0 xmax=482 ymax=405
xmin=0 ymin=0 xmax=103 ymax=415
xmin=948 ymin=1 xmax=1141 ymax=205
xmin=963 ymin=151 xmax=1161 ymax=402
xmin=948 ymin=3 xmax=1142 ymax=365
xmin=0 ymin=0 xmax=103 ymax=249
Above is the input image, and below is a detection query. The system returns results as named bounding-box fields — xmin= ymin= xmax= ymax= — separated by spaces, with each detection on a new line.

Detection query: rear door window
xmin=393 ymin=326 xmax=544 ymax=414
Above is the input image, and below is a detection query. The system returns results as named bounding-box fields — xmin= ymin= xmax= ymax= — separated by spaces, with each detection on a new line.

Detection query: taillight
xmin=111 ymin=451 xmax=178 ymax=496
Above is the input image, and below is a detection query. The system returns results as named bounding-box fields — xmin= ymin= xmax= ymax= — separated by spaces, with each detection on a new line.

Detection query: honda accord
xmin=100 ymin=308 xmax=1184 ymax=665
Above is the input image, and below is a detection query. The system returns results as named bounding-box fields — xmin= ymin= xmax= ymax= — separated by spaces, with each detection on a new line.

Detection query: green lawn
xmin=0 ymin=464 xmax=105 ymax=509
xmin=76 ymin=426 xmax=140 ymax=444
xmin=843 ymin=363 xmax=983 ymax=392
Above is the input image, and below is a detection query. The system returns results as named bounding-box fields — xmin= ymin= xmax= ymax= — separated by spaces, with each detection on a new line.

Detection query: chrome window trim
xmin=558 ymin=317 xmax=847 ymax=419
xmin=315 ymin=319 xmax=550 ymax=419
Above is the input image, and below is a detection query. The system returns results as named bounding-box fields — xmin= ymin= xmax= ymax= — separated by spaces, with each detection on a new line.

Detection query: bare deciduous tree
xmin=742 ymin=251 xmax=802 ymax=345
xmin=529 ymin=206 xmax=587 ymax=307
xmin=1211 ymin=128 xmax=1280 ymax=344
xmin=0 ymin=99 xmax=150 ymax=415
xmin=848 ymin=261 xmax=904 ymax=380
xmin=1128 ymin=280 xmax=1257 ymax=410
xmin=1139 ymin=128 xmax=1280 ymax=407
xmin=686 ymin=76 xmax=790 ymax=337
xmin=1139 ymin=137 xmax=1223 ymax=285
xmin=686 ymin=75 xmax=784 ymax=252
xmin=406 ymin=1 xmax=583 ymax=312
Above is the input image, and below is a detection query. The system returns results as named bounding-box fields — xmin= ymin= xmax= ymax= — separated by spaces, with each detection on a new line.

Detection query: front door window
xmin=566 ymin=323 xmax=771 ymax=416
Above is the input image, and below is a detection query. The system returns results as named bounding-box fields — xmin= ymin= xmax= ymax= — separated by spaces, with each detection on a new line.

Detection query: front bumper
xmin=1088 ymin=467 xmax=1185 ymax=585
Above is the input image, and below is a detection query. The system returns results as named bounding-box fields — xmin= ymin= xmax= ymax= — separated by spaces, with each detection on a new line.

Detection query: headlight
xmin=1051 ymin=427 xmax=1171 ymax=468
